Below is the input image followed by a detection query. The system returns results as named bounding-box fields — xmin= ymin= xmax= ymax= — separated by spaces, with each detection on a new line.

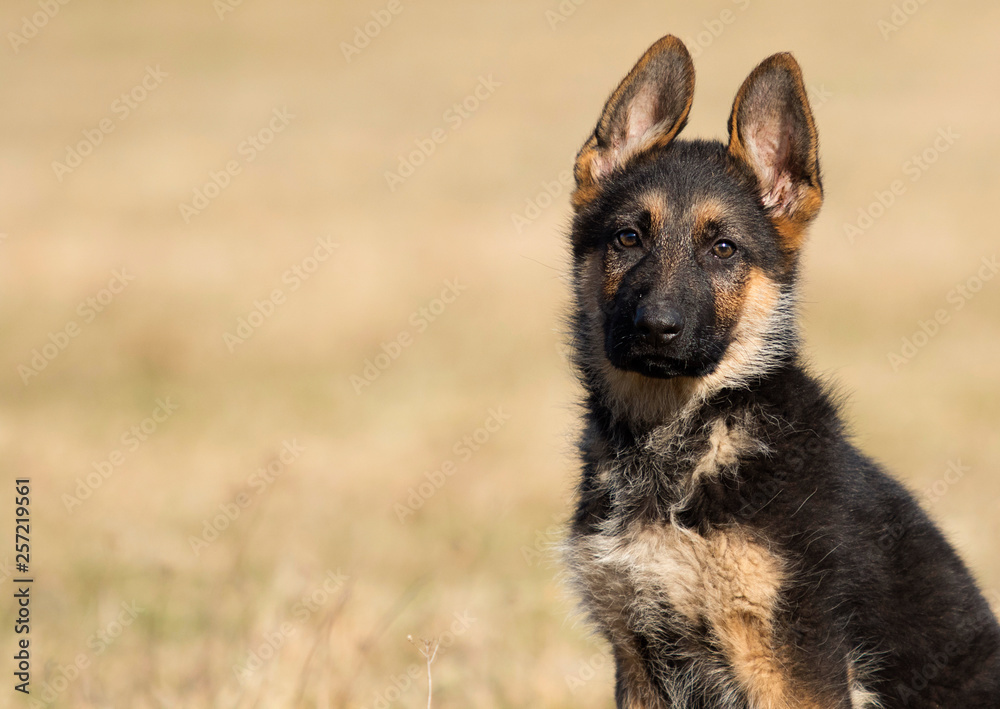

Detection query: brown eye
xmin=615 ymin=229 xmax=640 ymax=248
xmin=712 ymin=240 xmax=736 ymax=259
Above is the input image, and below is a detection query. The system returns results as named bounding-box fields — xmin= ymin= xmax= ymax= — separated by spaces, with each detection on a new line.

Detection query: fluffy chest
xmin=571 ymin=418 xmax=780 ymax=626
xmin=566 ymin=521 xmax=807 ymax=708
xmin=567 ymin=520 xmax=784 ymax=636
xmin=566 ymin=415 xmax=801 ymax=706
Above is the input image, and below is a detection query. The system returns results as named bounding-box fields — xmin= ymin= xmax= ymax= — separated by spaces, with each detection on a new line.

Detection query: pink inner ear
xmin=625 ymin=85 xmax=660 ymax=143
xmin=745 ymin=118 xmax=797 ymax=213
xmin=589 ymin=85 xmax=662 ymax=183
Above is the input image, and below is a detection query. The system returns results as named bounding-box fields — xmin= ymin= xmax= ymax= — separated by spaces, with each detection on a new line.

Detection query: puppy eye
xmin=615 ymin=228 xmax=641 ymax=248
xmin=711 ymin=240 xmax=736 ymax=259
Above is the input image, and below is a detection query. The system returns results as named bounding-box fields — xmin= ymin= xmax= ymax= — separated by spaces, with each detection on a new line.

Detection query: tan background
xmin=1 ymin=0 xmax=999 ymax=707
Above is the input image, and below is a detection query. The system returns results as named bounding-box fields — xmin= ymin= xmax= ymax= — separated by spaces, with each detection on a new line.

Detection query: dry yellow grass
xmin=1 ymin=1 xmax=998 ymax=707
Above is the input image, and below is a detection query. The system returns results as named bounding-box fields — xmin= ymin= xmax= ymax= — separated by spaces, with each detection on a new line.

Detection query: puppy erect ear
xmin=727 ymin=53 xmax=822 ymax=250
xmin=573 ymin=35 xmax=694 ymax=206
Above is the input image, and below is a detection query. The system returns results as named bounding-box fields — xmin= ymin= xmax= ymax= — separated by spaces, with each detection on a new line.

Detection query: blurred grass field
xmin=1 ymin=0 xmax=999 ymax=707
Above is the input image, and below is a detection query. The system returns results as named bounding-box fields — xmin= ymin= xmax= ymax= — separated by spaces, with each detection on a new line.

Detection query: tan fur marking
xmin=847 ymin=661 xmax=882 ymax=709
xmin=573 ymin=137 xmax=603 ymax=208
xmin=773 ymin=186 xmax=823 ymax=253
xmin=691 ymin=198 xmax=727 ymax=233
xmin=849 ymin=682 xmax=880 ymax=708
xmin=570 ymin=524 xmax=785 ymax=636
xmin=568 ymin=523 xmax=829 ymax=707
xmin=601 ymin=262 xmax=628 ymax=302
xmin=695 ymin=268 xmax=786 ymax=396
xmin=596 ymin=360 xmax=698 ymax=428
xmin=715 ymin=612 xmax=826 ymax=709
xmin=640 ymin=191 xmax=668 ymax=236
xmin=714 ymin=282 xmax=745 ymax=327
xmin=617 ymin=649 xmax=666 ymax=709
xmin=722 ymin=266 xmax=774 ymax=327
xmin=691 ymin=418 xmax=759 ymax=482
xmin=735 ymin=268 xmax=783 ymax=341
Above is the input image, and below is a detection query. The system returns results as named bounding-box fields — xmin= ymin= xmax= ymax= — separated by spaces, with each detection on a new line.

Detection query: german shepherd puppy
xmin=563 ymin=35 xmax=1000 ymax=708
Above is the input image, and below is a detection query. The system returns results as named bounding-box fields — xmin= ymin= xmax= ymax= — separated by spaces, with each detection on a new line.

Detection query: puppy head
xmin=569 ymin=36 xmax=822 ymax=426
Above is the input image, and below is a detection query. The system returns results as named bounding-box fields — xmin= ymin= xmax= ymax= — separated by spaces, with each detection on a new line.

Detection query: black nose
xmin=634 ymin=303 xmax=684 ymax=341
